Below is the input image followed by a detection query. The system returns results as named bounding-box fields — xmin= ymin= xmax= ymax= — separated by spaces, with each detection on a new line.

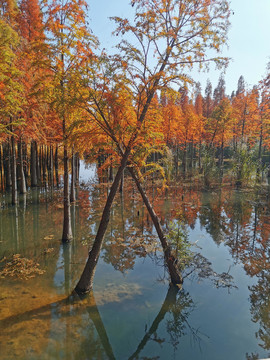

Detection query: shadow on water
xmin=0 ymin=283 xmax=199 ymax=360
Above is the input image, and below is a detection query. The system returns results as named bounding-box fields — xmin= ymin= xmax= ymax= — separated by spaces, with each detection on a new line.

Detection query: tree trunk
xmin=189 ymin=140 xmax=194 ymax=169
xmin=0 ymin=145 xmax=3 ymax=191
xmin=129 ymin=168 xmax=183 ymax=286
xmin=31 ymin=140 xmax=37 ymax=187
xmin=42 ymin=145 xmax=47 ymax=188
xmin=62 ymin=145 xmax=73 ymax=242
xmin=198 ymin=140 xmax=202 ymax=171
xmin=70 ymin=149 xmax=76 ymax=203
xmin=11 ymin=135 xmax=17 ymax=205
xmin=75 ymin=152 xmax=80 ymax=186
xmin=109 ymin=162 xmax=113 ymax=182
xmin=182 ymin=141 xmax=187 ymax=176
xmin=55 ymin=144 xmax=59 ymax=187
xmin=18 ymin=140 xmax=27 ymax=194
xmin=3 ymin=141 xmax=12 ymax=190
xmin=22 ymin=141 xmax=28 ymax=185
xmin=257 ymin=123 xmax=263 ymax=182
xmin=48 ymin=145 xmax=54 ymax=186
xmin=119 ymin=170 xmax=124 ymax=193
xmin=75 ymin=149 xmax=130 ymax=294
xmin=175 ymin=144 xmax=179 ymax=179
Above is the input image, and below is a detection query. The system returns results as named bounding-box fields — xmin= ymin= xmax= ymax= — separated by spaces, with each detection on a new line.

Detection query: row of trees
xmin=1 ymin=0 xmax=268 ymax=292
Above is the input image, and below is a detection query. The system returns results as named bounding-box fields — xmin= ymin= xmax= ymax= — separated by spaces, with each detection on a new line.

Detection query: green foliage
xmin=167 ymin=221 xmax=192 ymax=271
xmin=232 ymin=147 xmax=256 ymax=186
xmin=202 ymin=147 xmax=219 ymax=187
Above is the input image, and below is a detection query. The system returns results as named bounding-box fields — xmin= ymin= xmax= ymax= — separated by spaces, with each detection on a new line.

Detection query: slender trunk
xmin=62 ymin=145 xmax=73 ymax=242
xmin=11 ymin=135 xmax=17 ymax=205
xmin=129 ymin=168 xmax=182 ymax=286
xmin=183 ymin=141 xmax=187 ymax=176
xmin=48 ymin=145 xmax=53 ymax=186
xmin=31 ymin=140 xmax=37 ymax=187
xmin=119 ymin=170 xmax=124 ymax=193
xmin=240 ymin=103 xmax=247 ymax=149
xmin=55 ymin=144 xmax=59 ymax=187
xmin=198 ymin=140 xmax=202 ymax=170
xmin=36 ymin=143 xmax=41 ymax=186
xmin=22 ymin=141 xmax=28 ymax=185
xmin=0 ymin=145 xmax=3 ymax=191
xmin=109 ymin=161 xmax=113 ymax=182
xmin=175 ymin=144 xmax=179 ymax=179
xmin=18 ymin=139 xmax=26 ymax=194
xmin=189 ymin=140 xmax=194 ymax=169
xmin=75 ymin=149 xmax=130 ymax=294
xmin=257 ymin=122 xmax=263 ymax=182
xmin=3 ymin=141 xmax=12 ymax=190
xmin=75 ymin=152 xmax=80 ymax=186
xmin=42 ymin=145 xmax=47 ymax=188
xmin=70 ymin=149 xmax=76 ymax=203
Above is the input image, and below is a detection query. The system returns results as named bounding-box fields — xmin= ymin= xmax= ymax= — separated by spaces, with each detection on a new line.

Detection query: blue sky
xmin=88 ymin=0 xmax=270 ymax=95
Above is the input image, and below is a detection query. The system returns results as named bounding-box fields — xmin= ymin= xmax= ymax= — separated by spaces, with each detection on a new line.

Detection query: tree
xmin=213 ymin=74 xmax=226 ymax=107
xmin=236 ymin=75 xmax=245 ymax=96
xmin=0 ymin=13 xmax=24 ymax=203
xmin=203 ymin=78 xmax=213 ymax=118
xmin=75 ymin=0 xmax=231 ymax=293
xmin=44 ymin=0 xmax=98 ymax=242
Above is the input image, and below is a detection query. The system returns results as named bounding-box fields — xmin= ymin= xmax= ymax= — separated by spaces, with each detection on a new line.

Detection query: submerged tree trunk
xmin=129 ymin=168 xmax=183 ymax=286
xmin=11 ymin=135 xmax=17 ymax=205
xmin=62 ymin=145 xmax=73 ymax=242
xmin=18 ymin=140 xmax=27 ymax=194
xmin=75 ymin=149 xmax=130 ymax=294
xmin=31 ymin=140 xmax=37 ymax=187
xmin=3 ymin=141 xmax=12 ymax=190
xmin=55 ymin=144 xmax=59 ymax=187
xmin=70 ymin=149 xmax=76 ymax=203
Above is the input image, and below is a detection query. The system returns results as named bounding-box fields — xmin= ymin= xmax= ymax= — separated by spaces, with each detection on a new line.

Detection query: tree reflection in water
xmin=3 ymin=176 xmax=270 ymax=358
xmin=0 ymin=285 xmax=200 ymax=359
xmin=198 ymin=188 xmax=270 ymax=356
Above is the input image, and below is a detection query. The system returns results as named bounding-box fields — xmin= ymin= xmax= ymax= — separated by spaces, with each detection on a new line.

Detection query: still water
xmin=0 ymin=163 xmax=270 ymax=360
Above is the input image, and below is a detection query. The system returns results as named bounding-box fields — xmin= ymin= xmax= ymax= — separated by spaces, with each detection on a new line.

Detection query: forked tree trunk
xmin=75 ymin=149 xmax=130 ymax=294
xmin=62 ymin=145 xmax=73 ymax=242
xmin=129 ymin=168 xmax=182 ymax=286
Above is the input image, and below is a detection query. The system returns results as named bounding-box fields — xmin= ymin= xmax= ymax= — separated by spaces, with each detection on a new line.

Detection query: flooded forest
xmin=1 ymin=0 xmax=270 ymax=359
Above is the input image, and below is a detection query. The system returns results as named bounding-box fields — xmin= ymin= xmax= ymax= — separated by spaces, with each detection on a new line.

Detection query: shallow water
xmin=1 ymin=164 xmax=270 ymax=360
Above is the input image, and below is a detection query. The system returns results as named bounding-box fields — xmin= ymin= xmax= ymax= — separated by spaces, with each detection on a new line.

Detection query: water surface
xmin=1 ymin=164 xmax=270 ymax=360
